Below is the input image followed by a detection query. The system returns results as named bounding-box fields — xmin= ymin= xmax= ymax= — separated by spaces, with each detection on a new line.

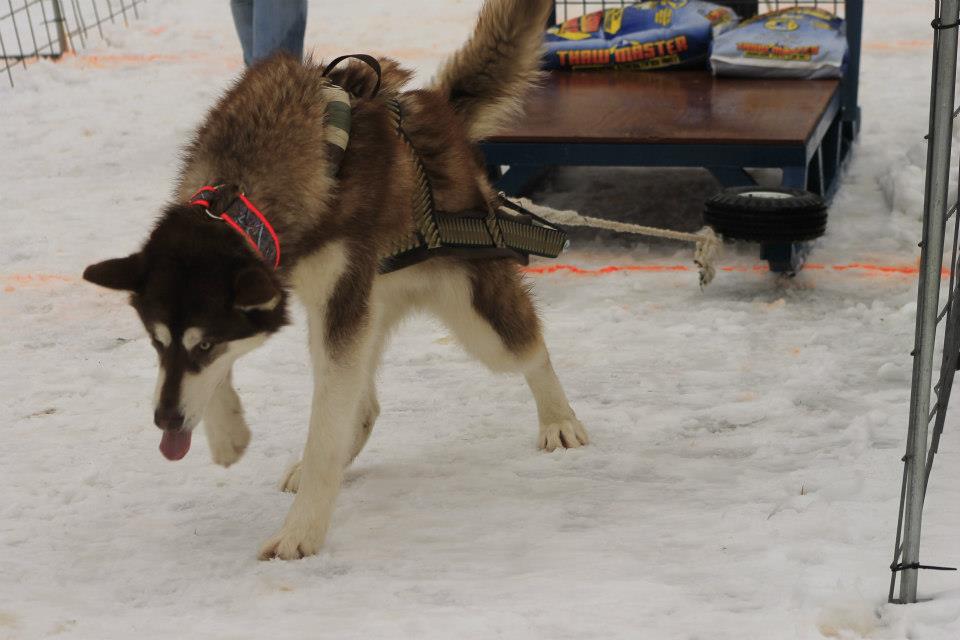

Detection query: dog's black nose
xmin=154 ymin=407 xmax=185 ymax=430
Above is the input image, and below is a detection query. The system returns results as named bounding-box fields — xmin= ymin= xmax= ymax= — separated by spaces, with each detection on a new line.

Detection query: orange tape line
xmin=4 ymin=274 xmax=73 ymax=284
xmin=2 ymin=273 xmax=73 ymax=293
xmin=43 ymin=46 xmax=442 ymax=70
xmin=520 ymin=262 xmax=942 ymax=277
xmin=863 ymin=39 xmax=931 ymax=52
xmin=0 ymin=263 xmax=943 ymax=293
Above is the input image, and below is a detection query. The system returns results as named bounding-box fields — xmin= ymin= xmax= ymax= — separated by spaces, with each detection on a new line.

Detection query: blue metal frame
xmin=480 ymin=0 xmax=863 ymax=274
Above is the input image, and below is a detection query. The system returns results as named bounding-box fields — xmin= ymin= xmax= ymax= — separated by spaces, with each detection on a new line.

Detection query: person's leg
xmin=251 ymin=0 xmax=307 ymax=65
xmin=229 ymin=0 xmax=255 ymax=67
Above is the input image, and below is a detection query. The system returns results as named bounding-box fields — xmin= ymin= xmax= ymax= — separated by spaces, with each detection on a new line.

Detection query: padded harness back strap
xmin=377 ymin=98 xmax=568 ymax=274
xmin=387 ymin=99 xmax=441 ymax=249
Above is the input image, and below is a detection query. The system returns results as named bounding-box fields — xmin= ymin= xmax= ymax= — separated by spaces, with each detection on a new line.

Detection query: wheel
xmin=703 ymin=187 xmax=828 ymax=243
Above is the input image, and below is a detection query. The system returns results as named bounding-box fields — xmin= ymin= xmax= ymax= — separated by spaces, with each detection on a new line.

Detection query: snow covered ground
xmin=1 ymin=1 xmax=958 ymax=638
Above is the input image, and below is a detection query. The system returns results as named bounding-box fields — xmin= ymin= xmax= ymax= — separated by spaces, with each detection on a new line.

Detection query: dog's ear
xmin=233 ymin=267 xmax=280 ymax=311
xmin=83 ymin=253 xmax=144 ymax=291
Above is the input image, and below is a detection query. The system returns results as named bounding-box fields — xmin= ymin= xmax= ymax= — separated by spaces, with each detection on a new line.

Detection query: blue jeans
xmin=230 ymin=0 xmax=307 ymax=67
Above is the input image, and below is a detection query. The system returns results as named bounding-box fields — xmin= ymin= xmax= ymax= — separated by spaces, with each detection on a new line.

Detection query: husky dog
xmin=83 ymin=0 xmax=588 ymax=560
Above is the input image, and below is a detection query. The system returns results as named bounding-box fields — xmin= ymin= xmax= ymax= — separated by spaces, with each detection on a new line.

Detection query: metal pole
xmin=51 ymin=0 xmax=72 ymax=56
xmin=21 ymin=1 xmax=42 ymax=61
xmin=68 ymin=0 xmax=86 ymax=49
xmin=842 ymin=0 xmax=864 ymax=130
xmin=90 ymin=0 xmax=105 ymax=40
xmin=69 ymin=0 xmax=87 ymax=48
xmin=7 ymin=0 xmax=28 ymax=69
xmin=898 ymin=0 xmax=960 ymax=604
xmin=37 ymin=0 xmax=56 ymax=55
xmin=0 ymin=27 xmax=13 ymax=87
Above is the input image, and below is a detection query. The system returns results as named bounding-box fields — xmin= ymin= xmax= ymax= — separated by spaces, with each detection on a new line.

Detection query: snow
xmin=1 ymin=1 xmax=958 ymax=638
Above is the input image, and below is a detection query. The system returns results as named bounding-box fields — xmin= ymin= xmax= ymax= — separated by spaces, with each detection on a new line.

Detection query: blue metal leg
xmin=808 ymin=146 xmax=825 ymax=197
xmin=761 ymin=242 xmax=813 ymax=275
xmin=781 ymin=165 xmax=807 ymax=189
xmin=491 ymin=165 xmax=551 ymax=197
xmin=761 ymin=165 xmax=813 ymax=275
xmin=707 ymin=166 xmax=755 ymax=188
xmin=822 ymin=114 xmax=844 ymax=201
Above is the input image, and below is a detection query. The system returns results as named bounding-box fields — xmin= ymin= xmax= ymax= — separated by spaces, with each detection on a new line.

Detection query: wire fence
xmin=887 ymin=0 xmax=959 ymax=606
xmin=0 ymin=0 xmax=145 ymax=87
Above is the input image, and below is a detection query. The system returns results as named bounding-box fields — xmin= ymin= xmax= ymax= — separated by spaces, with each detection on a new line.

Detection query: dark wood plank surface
xmin=487 ymin=70 xmax=840 ymax=146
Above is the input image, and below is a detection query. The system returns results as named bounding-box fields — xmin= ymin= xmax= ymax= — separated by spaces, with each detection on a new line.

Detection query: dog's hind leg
xmin=523 ymin=350 xmax=589 ymax=451
xmin=425 ymin=259 xmax=588 ymax=451
xmin=203 ymin=370 xmax=251 ymax=467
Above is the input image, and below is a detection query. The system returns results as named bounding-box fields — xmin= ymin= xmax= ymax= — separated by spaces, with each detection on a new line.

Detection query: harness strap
xmin=322 ymin=54 xmax=382 ymax=98
xmin=377 ymin=97 xmax=567 ymax=274
xmin=386 ymin=99 xmax=442 ymax=249
xmin=321 ymin=84 xmax=352 ymax=176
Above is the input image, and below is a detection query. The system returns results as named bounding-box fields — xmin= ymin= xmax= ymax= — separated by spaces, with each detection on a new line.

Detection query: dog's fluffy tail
xmin=431 ymin=0 xmax=552 ymax=142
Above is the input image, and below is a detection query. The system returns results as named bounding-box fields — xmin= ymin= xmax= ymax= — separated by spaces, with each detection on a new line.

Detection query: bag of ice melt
xmin=544 ymin=0 xmax=739 ymax=71
xmin=709 ymin=7 xmax=848 ymax=79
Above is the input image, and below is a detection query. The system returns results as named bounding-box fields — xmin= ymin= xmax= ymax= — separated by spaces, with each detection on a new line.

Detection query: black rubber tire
xmin=703 ymin=187 xmax=828 ymax=243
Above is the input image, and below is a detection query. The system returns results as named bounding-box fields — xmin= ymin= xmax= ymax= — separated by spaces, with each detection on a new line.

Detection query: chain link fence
xmin=1 ymin=0 xmax=145 ymax=87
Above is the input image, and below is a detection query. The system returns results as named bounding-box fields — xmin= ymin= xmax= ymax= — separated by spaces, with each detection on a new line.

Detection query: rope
xmin=517 ymin=199 xmax=723 ymax=288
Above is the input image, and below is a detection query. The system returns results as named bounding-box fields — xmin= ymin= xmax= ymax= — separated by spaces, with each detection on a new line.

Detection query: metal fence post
xmin=897 ymin=0 xmax=960 ymax=604
xmin=51 ymin=0 xmax=73 ymax=56
xmin=2 ymin=1 xmax=146 ymax=86
xmin=842 ymin=0 xmax=863 ymax=137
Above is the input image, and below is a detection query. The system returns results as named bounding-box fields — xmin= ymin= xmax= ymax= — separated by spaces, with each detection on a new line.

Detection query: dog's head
xmin=83 ymin=205 xmax=288 ymax=460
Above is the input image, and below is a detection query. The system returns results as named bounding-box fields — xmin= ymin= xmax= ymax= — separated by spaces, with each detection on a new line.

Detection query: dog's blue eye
xmin=198 ymin=341 xmax=213 ymax=351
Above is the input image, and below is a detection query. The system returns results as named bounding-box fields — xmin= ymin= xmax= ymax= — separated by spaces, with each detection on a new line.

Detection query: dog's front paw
xmin=539 ymin=418 xmax=590 ymax=452
xmin=279 ymin=461 xmax=302 ymax=493
xmin=206 ymin=421 xmax=251 ymax=468
xmin=258 ymin=519 xmax=326 ymax=560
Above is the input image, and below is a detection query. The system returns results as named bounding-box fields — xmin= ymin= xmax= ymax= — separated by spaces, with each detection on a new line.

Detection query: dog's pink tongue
xmin=159 ymin=430 xmax=192 ymax=461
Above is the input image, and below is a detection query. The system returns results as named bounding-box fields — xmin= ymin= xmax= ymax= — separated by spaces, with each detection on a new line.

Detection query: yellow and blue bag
xmin=544 ymin=0 xmax=739 ymax=71
xmin=709 ymin=7 xmax=848 ymax=78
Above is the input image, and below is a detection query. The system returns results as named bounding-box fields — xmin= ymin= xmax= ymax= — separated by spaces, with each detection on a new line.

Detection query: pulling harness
xmin=188 ymin=54 xmax=567 ymax=274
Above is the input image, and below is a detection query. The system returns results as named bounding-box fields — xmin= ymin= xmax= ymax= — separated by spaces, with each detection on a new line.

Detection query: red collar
xmin=189 ymin=185 xmax=281 ymax=269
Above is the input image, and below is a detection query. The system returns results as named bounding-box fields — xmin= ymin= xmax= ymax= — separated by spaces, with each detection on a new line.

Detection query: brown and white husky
xmin=83 ymin=0 xmax=588 ymax=560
